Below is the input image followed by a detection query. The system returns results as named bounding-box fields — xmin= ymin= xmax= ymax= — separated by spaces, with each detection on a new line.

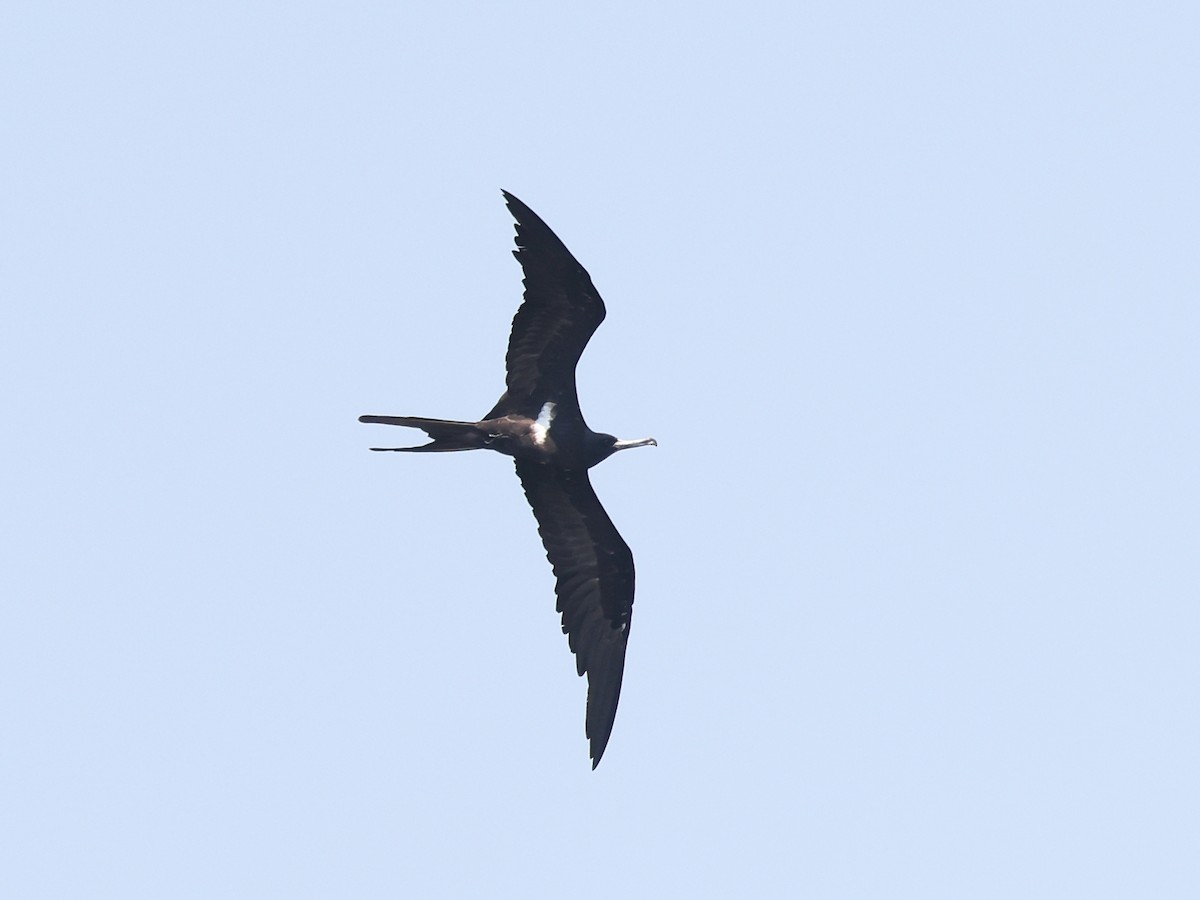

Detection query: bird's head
xmin=587 ymin=432 xmax=657 ymax=467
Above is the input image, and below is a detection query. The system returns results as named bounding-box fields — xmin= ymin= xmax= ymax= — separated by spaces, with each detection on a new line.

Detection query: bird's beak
xmin=613 ymin=437 xmax=658 ymax=451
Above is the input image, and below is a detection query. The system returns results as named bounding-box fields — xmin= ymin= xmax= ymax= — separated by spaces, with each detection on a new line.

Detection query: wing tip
xmin=582 ymin=639 xmax=628 ymax=770
xmin=501 ymin=188 xmax=526 ymax=216
xmin=588 ymin=726 xmax=615 ymax=770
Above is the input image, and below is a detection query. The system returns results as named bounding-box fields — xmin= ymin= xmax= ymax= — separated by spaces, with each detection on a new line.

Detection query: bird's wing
xmin=486 ymin=192 xmax=606 ymax=420
xmin=514 ymin=460 xmax=634 ymax=768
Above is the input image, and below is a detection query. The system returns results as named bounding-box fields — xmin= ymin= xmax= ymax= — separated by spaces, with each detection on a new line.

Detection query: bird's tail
xmin=357 ymin=415 xmax=490 ymax=452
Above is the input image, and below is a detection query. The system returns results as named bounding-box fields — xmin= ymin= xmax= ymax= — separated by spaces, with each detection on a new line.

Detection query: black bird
xmin=360 ymin=191 xmax=657 ymax=767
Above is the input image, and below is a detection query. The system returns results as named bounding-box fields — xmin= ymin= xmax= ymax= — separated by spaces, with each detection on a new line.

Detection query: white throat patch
xmin=531 ymin=401 xmax=557 ymax=446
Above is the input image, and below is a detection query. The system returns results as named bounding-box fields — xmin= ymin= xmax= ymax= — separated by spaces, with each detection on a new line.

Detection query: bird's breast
xmin=529 ymin=401 xmax=557 ymax=447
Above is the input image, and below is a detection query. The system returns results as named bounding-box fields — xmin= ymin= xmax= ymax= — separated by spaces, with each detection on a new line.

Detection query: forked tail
xmin=358 ymin=415 xmax=488 ymax=452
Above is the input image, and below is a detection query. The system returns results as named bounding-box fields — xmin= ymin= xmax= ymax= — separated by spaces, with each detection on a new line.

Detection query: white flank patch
xmin=531 ymin=401 xmax=557 ymax=446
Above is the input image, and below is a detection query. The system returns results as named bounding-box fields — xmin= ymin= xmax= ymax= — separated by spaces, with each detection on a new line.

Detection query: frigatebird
xmin=359 ymin=191 xmax=657 ymax=768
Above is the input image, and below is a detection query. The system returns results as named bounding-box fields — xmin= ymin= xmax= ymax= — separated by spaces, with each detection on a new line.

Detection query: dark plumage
xmin=359 ymin=191 xmax=656 ymax=767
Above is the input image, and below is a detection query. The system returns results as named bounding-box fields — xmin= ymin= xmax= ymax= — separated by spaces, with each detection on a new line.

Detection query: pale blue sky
xmin=3 ymin=2 xmax=1198 ymax=897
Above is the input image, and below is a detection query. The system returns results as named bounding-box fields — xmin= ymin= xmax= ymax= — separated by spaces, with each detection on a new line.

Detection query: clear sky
xmin=3 ymin=2 xmax=1197 ymax=897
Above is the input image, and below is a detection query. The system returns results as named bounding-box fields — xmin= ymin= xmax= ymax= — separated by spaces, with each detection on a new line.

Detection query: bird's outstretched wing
xmin=486 ymin=192 xmax=607 ymax=420
xmin=514 ymin=459 xmax=634 ymax=768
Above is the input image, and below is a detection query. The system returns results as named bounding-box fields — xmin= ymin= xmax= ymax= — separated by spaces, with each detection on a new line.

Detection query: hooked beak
xmin=613 ymin=437 xmax=658 ymax=451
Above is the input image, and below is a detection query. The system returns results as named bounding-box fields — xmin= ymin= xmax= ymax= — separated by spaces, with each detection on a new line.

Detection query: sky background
xmin=3 ymin=2 xmax=1198 ymax=897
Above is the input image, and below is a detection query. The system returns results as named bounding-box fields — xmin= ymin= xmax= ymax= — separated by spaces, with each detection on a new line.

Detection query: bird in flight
xmin=360 ymin=191 xmax=657 ymax=768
